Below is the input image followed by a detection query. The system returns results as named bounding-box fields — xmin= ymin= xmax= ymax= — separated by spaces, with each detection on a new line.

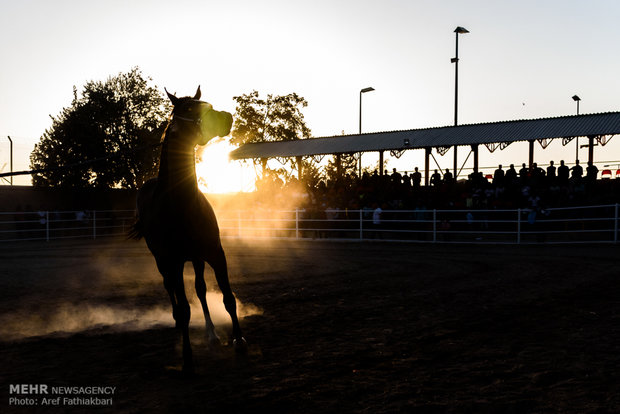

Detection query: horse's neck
xmin=157 ymin=130 xmax=199 ymax=197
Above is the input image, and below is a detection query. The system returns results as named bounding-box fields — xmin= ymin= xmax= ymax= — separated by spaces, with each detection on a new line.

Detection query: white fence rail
xmin=0 ymin=205 xmax=618 ymax=244
xmin=216 ymin=204 xmax=620 ymax=245
xmin=0 ymin=210 xmax=135 ymax=242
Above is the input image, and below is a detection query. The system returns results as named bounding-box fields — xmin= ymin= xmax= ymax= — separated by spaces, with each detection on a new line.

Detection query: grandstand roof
xmin=230 ymin=111 xmax=620 ymax=160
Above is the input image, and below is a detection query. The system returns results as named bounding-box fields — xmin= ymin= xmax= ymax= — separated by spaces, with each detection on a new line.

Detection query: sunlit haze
xmin=196 ymin=139 xmax=256 ymax=193
xmin=1 ymin=0 xmax=620 ymax=188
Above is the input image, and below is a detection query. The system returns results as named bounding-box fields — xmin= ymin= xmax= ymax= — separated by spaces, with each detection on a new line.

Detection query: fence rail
xmin=0 ymin=205 xmax=618 ymax=244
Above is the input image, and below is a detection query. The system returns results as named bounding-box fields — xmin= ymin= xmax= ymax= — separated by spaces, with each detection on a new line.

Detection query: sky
xmin=1 ymin=0 xmax=620 ymax=188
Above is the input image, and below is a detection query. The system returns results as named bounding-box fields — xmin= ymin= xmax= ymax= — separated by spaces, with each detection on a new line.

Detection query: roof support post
xmin=528 ymin=140 xmax=535 ymax=168
xmin=358 ymin=154 xmax=362 ymax=178
xmin=379 ymin=151 xmax=384 ymax=175
xmin=424 ymin=147 xmax=431 ymax=186
xmin=588 ymin=135 xmax=595 ymax=166
xmin=335 ymin=154 xmax=342 ymax=179
xmin=296 ymin=156 xmax=303 ymax=181
xmin=261 ymin=158 xmax=268 ymax=178
xmin=471 ymin=144 xmax=479 ymax=174
xmin=453 ymin=145 xmax=458 ymax=180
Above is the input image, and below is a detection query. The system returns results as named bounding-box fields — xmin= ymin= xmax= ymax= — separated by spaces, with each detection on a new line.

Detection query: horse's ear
xmin=165 ymin=88 xmax=179 ymax=106
xmin=193 ymin=85 xmax=201 ymax=100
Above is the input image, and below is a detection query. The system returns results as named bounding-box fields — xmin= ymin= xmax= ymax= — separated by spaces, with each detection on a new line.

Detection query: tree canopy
xmin=230 ymin=90 xmax=311 ymax=147
xmin=30 ymin=67 xmax=170 ymax=188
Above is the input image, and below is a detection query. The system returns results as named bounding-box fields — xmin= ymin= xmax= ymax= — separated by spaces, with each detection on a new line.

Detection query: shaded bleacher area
xmin=259 ymin=165 xmax=620 ymax=213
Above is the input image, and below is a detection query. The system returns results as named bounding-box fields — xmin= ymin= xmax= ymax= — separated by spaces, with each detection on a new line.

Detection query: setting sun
xmin=195 ymin=139 xmax=255 ymax=194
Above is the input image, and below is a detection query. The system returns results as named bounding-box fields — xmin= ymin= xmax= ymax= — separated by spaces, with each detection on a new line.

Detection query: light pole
xmin=359 ymin=86 xmax=375 ymax=177
xmin=573 ymin=95 xmax=581 ymax=161
xmin=6 ymin=136 xmax=13 ymax=185
xmin=452 ymin=26 xmax=469 ymax=179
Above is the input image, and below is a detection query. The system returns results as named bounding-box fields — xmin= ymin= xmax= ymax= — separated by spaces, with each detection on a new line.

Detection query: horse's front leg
xmin=207 ymin=246 xmax=247 ymax=352
xmin=193 ymin=260 xmax=220 ymax=346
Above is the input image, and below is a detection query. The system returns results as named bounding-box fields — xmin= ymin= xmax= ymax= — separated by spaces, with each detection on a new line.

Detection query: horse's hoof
xmin=206 ymin=334 xmax=221 ymax=349
xmin=182 ymin=364 xmax=195 ymax=377
xmin=233 ymin=337 xmax=248 ymax=354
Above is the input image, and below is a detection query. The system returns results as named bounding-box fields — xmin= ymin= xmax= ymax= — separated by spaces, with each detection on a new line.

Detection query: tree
xmin=231 ymin=90 xmax=313 ymax=184
xmin=231 ymin=90 xmax=311 ymax=146
xmin=30 ymin=67 xmax=170 ymax=188
xmin=324 ymin=154 xmax=359 ymax=183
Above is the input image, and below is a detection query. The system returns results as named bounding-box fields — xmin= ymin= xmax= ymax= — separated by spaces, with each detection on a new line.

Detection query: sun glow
xmin=195 ymin=139 xmax=256 ymax=194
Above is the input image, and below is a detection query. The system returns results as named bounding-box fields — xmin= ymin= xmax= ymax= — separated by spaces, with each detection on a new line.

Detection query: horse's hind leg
xmin=193 ymin=260 xmax=220 ymax=345
xmin=156 ymin=258 xmax=193 ymax=373
xmin=173 ymin=268 xmax=193 ymax=373
xmin=207 ymin=246 xmax=246 ymax=351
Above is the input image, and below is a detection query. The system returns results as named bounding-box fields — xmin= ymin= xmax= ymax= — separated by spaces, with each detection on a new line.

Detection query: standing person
xmin=586 ymin=161 xmax=599 ymax=183
xmin=430 ymin=169 xmax=442 ymax=187
xmin=493 ymin=164 xmax=505 ymax=187
xmin=546 ymin=160 xmax=556 ymax=180
xmin=411 ymin=167 xmax=422 ymax=189
xmin=558 ymin=160 xmax=569 ymax=185
xmin=570 ymin=160 xmax=583 ymax=181
xmin=505 ymin=164 xmax=518 ymax=186
xmin=372 ymin=202 xmax=383 ymax=239
xmin=443 ymin=168 xmax=453 ymax=184
xmin=547 ymin=161 xmax=556 ymax=185
xmin=390 ymin=168 xmax=402 ymax=186
xmin=401 ymin=172 xmax=411 ymax=188
xmin=519 ymin=163 xmax=529 ymax=183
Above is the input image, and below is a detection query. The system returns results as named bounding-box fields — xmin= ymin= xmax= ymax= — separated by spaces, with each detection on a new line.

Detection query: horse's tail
xmin=127 ymin=216 xmax=144 ymax=240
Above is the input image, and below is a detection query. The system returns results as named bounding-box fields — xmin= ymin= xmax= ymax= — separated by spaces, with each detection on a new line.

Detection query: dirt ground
xmin=1 ymin=238 xmax=619 ymax=413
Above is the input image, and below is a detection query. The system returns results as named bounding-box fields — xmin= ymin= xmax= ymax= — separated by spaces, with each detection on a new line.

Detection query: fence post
xmin=237 ymin=210 xmax=242 ymax=238
xmin=295 ymin=209 xmax=299 ymax=239
xmin=615 ymin=203 xmax=618 ymax=244
xmin=46 ymin=211 xmax=49 ymax=242
xmin=93 ymin=210 xmax=97 ymax=239
xmin=359 ymin=210 xmax=363 ymax=240
xmin=517 ymin=208 xmax=521 ymax=244
xmin=432 ymin=209 xmax=437 ymax=243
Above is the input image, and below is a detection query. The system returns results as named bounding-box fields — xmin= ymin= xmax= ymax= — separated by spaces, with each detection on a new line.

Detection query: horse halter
xmin=173 ymin=113 xmax=202 ymax=126
xmin=172 ymin=99 xmax=214 ymax=128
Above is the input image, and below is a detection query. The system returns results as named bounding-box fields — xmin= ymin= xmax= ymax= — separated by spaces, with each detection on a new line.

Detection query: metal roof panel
xmin=230 ymin=112 xmax=620 ymax=159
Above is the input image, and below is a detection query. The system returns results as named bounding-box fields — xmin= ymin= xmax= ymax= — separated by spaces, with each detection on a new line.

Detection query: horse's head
xmin=166 ymin=86 xmax=233 ymax=146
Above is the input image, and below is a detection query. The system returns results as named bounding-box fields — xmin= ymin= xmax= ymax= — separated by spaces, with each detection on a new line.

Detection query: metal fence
xmin=1 ymin=205 xmax=618 ymax=244
xmin=216 ymin=204 xmax=620 ymax=245
xmin=0 ymin=210 xmax=135 ymax=242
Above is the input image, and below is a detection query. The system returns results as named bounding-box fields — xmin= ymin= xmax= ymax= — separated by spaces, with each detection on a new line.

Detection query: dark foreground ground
xmin=1 ymin=238 xmax=619 ymax=413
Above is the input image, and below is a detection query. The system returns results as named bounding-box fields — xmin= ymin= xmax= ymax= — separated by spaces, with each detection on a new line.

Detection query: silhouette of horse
xmin=131 ymin=86 xmax=245 ymax=373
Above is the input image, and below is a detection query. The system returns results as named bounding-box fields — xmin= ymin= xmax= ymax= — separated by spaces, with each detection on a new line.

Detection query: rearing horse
xmin=132 ymin=86 xmax=245 ymax=373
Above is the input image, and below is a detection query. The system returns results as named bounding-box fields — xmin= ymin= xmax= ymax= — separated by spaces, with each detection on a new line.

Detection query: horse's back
xmin=133 ymin=178 xmax=222 ymax=259
xmin=129 ymin=178 xmax=158 ymax=240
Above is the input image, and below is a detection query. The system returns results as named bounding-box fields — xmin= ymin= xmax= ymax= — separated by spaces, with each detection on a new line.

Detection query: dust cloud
xmin=0 ymin=240 xmax=262 ymax=341
xmin=0 ymin=293 xmax=262 ymax=341
xmin=205 ymin=177 xmax=309 ymax=241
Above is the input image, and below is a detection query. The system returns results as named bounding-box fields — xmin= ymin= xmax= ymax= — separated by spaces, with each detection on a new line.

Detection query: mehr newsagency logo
xmin=9 ymin=384 xmax=116 ymax=407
